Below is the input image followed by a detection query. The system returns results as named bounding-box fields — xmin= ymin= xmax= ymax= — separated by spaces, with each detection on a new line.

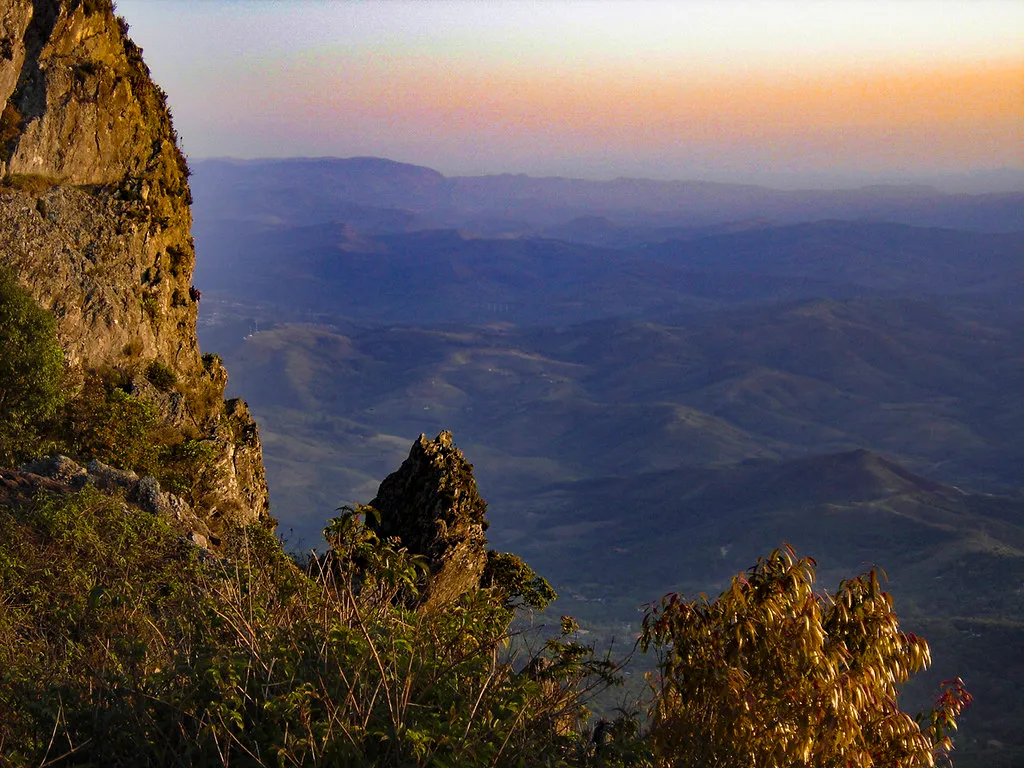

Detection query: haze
xmin=116 ymin=0 xmax=1023 ymax=189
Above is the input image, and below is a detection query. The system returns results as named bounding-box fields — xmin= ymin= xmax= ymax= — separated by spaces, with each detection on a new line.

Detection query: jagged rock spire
xmin=369 ymin=430 xmax=489 ymax=610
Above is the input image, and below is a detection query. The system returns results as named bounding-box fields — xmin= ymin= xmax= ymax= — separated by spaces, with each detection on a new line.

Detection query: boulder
xmin=86 ymin=458 xmax=138 ymax=492
xmin=19 ymin=454 xmax=87 ymax=487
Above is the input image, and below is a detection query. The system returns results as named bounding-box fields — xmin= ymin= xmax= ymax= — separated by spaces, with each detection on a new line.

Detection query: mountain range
xmin=191 ymin=157 xmax=1024 ymax=765
xmin=192 ymin=156 xmax=1024 ymax=235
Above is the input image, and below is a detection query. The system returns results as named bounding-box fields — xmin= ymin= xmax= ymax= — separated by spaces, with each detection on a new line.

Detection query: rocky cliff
xmin=0 ymin=0 xmax=269 ymax=531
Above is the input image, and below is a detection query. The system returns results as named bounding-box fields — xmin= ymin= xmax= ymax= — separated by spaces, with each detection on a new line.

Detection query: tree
xmin=0 ymin=268 xmax=65 ymax=464
xmin=640 ymin=546 xmax=971 ymax=767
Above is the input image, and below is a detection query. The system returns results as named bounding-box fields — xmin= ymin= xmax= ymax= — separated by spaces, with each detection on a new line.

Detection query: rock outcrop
xmin=15 ymin=454 xmax=214 ymax=546
xmin=369 ymin=431 xmax=489 ymax=610
xmin=0 ymin=0 xmax=269 ymax=531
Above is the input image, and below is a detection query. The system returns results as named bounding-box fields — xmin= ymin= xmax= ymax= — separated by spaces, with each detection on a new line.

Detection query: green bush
xmin=0 ymin=494 xmax=634 ymax=767
xmin=145 ymin=359 xmax=178 ymax=390
xmin=0 ymin=479 xmax=965 ymax=767
xmin=62 ymin=372 xmax=160 ymax=470
xmin=55 ymin=367 xmax=223 ymax=505
xmin=141 ymin=294 xmax=159 ymax=320
xmin=0 ymin=268 xmax=65 ymax=463
xmin=156 ymin=437 xmax=221 ymax=506
xmin=482 ymin=550 xmax=557 ymax=609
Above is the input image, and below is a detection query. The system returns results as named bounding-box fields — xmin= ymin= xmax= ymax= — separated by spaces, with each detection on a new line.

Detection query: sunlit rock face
xmin=0 ymin=0 xmax=269 ymax=531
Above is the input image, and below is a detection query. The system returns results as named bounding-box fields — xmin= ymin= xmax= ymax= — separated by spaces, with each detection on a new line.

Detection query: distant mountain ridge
xmin=643 ymin=220 xmax=1024 ymax=295
xmin=192 ymin=216 xmax=1024 ymax=332
xmin=192 ymin=157 xmax=1024 ymax=235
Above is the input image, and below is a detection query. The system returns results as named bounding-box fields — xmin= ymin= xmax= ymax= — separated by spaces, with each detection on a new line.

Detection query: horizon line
xmin=188 ymin=155 xmax=1024 ymax=194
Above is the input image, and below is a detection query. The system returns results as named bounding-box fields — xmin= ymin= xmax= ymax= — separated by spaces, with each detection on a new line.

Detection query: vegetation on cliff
xmin=0 ymin=218 xmax=977 ymax=767
xmin=0 ymin=267 xmax=65 ymax=464
xmin=0 ymin=295 xmax=970 ymax=763
xmin=0 ymin=315 xmax=968 ymax=766
xmin=1 ymin=0 xmax=271 ymax=531
xmin=0 ymin=486 xmax=628 ymax=767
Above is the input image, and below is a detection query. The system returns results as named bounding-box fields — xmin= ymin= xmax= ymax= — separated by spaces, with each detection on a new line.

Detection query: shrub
xmin=201 ymin=352 xmax=223 ymax=375
xmin=0 ymin=495 xmax=632 ymax=766
xmin=482 ymin=550 xmax=557 ymax=609
xmin=140 ymin=294 xmax=159 ymax=320
xmin=0 ymin=102 xmax=22 ymax=152
xmin=0 ymin=268 xmax=65 ymax=463
xmin=122 ymin=338 xmax=143 ymax=357
xmin=0 ymin=488 xmax=209 ymax=763
xmin=145 ymin=359 xmax=177 ymax=390
xmin=62 ymin=372 xmax=160 ymax=470
xmin=155 ymin=437 xmax=221 ymax=506
xmin=641 ymin=546 xmax=971 ymax=767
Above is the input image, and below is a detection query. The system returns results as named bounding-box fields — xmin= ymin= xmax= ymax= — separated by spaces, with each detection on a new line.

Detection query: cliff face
xmin=1 ymin=0 xmax=193 ymax=368
xmin=0 ymin=0 xmax=269 ymax=530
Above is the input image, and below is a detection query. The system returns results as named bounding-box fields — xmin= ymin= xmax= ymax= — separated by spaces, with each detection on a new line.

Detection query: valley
xmin=192 ymin=158 xmax=1024 ymax=766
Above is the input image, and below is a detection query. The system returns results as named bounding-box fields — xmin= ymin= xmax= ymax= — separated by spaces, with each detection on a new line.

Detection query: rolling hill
xmin=191 ymin=157 xmax=1024 ymax=765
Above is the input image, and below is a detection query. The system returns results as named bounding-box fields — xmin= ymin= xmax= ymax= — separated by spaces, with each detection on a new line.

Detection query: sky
xmin=115 ymin=0 xmax=1024 ymax=189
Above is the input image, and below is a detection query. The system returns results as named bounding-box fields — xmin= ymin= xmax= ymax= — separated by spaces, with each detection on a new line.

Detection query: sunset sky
xmin=115 ymin=0 xmax=1023 ymax=188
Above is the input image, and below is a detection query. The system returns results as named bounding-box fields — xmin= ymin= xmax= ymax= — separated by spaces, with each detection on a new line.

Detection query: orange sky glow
xmin=116 ymin=1 xmax=1023 ymax=188
xmin=285 ymin=55 xmax=1021 ymax=174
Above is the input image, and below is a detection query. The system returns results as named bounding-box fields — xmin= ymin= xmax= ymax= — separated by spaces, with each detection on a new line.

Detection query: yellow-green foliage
xmin=0 ymin=488 xmax=208 ymax=764
xmin=63 ymin=373 xmax=161 ymax=469
xmin=0 ymin=432 xmax=968 ymax=768
xmin=156 ymin=437 xmax=221 ymax=505
xmin=0 ymin=487 xmax=969 ymax=766
xmin=145 ymin=359 xmax=178 ymax=390
xmin=58 ymin=370 xmax=220 ymax=507
xmin=641 ymin=546 xmax=972 ymax=768
xmin=482 ymin=550 xmax=558 ymax=610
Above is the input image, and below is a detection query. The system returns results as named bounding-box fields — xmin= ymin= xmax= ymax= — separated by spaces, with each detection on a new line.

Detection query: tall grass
xmin=0 ymin=491 xmax=638 ymax=767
